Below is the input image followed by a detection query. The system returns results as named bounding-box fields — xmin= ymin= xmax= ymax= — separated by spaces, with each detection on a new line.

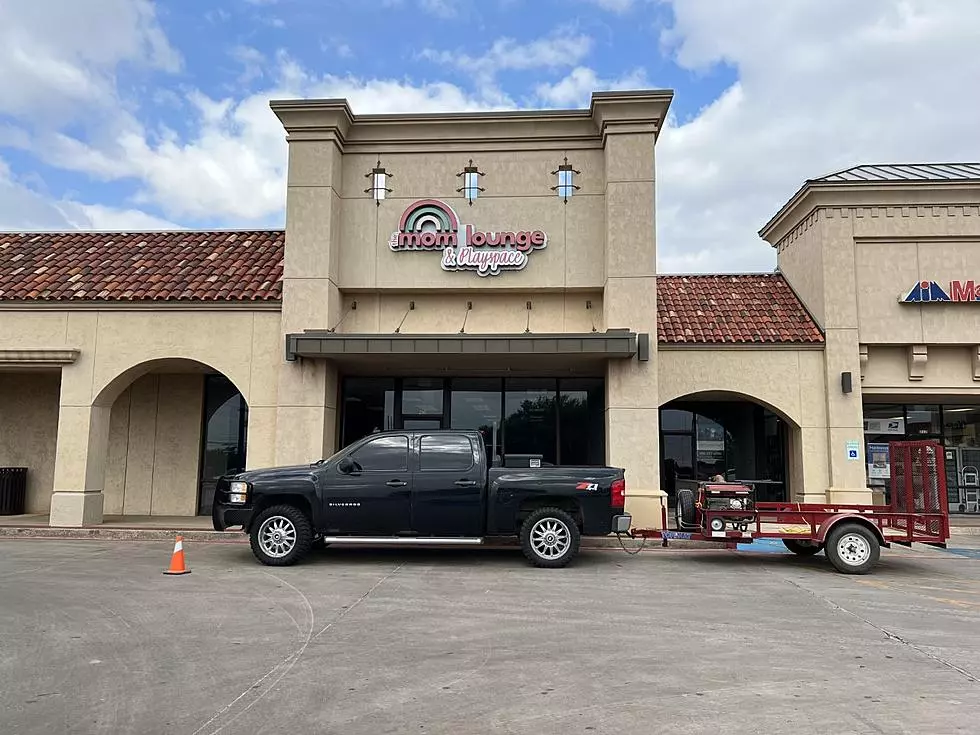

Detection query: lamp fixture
xmin=456 ymin=159 xmax=485 ymax=205
xmin=551 ymin=156 xmax=580 ymax=203
xmin=364 ymin=157 xmax=392 ymax=205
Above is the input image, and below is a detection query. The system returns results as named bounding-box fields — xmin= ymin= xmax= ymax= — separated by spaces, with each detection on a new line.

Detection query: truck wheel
xmin=249 ymin=505 xmax=313 ymax=566
xmin=676 ymin=488 xmax=696 ymax=528
xmin=783 ymin=539 xmax=822 ymax=556
xmin=520 ymin=507 xmax=581 ymax=569
xmin=825 ymin=523 xmax=879 ymax=575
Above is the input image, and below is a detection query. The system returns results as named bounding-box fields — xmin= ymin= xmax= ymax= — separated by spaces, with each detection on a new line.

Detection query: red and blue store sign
xmin=901 ymin=280 xmax=980 ymax=303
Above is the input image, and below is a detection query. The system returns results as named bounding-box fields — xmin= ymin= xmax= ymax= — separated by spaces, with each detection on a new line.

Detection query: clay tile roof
xmin=657 ymin=274 xmax=823 ymax=344
xmin=0 ymin=230 xmax=284 ymax=302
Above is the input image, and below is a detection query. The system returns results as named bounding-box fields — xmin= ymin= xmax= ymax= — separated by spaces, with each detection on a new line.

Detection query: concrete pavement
xmin=1 ymin=539 xmax=979 ymax=734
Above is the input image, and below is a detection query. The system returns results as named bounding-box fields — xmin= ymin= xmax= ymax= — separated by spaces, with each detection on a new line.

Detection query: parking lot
xmin=2 ymin=538 xmax=979 ymax=735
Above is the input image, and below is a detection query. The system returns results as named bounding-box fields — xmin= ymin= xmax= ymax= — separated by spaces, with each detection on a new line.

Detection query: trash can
xmin=0 ymin=467 xmax=28 ymax=515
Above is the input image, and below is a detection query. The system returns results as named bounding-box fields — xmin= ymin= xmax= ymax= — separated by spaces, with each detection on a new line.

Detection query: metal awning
xmin=286 ymin=330 xmax=648 ymax=362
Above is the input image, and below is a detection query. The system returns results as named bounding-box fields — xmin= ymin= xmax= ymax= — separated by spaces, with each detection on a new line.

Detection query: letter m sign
xmin=951 ymin=280 xmax=978 ymax=302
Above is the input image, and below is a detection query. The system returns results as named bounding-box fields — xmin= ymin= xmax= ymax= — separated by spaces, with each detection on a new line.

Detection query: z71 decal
xmin=576 ymin=482 xmax=600 ymax=492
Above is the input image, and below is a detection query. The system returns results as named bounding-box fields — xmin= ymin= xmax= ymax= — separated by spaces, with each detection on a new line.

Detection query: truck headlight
xmin=228 ymin=481 xmax=248 ymax=504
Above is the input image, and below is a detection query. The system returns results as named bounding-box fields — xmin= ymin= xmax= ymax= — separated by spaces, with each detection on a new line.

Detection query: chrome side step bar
xmin=319 ymin=536 xmax=484 ymax=546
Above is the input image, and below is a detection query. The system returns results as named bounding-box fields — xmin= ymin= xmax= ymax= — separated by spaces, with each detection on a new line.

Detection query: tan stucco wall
xmin=103 ymin=373 xmax=204 ymax=516
xmin=0 ymin=307 xmax=282 ymax=525
xmin=863 ymin=345 xmax=980 ymax=398
xmin=0 ymin=372 xmax=60 ymax=513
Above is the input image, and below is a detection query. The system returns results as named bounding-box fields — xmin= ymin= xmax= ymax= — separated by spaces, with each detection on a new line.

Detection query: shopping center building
xmin=2 ymin=89 xmax=979 ymax=528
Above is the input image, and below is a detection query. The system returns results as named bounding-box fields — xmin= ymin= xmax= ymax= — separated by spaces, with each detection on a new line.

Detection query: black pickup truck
xmin=213 ymin=429 xmax=630 ymax=568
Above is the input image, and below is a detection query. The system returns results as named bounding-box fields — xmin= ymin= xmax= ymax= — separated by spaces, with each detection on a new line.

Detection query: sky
xmin=1 ymin=0 xmax=979 ymax=272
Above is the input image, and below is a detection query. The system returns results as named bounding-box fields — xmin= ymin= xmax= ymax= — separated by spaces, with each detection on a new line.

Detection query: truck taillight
xmin=611 ymin=478 xmax=626 ymax=508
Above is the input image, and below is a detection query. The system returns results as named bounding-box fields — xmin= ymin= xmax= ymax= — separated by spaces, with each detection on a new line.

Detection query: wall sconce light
xmin=456 ymin=159 xmax=485 ymax=205
xmin=364 ymin=157 xmax=392 ymax=205
xmin=841 ymin=371 xmax=853 ymax=394
xmin=551 ymin=156 xmax=580 ymax=203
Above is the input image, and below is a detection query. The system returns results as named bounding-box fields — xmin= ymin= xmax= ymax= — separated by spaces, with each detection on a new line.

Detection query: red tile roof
xmin=657 ymin=274 xmax=823 ymax=344
xmin=0 ymin=231 xmax=821 ymax=345
xmin=0 ymin=230 xmax=283 ymax=301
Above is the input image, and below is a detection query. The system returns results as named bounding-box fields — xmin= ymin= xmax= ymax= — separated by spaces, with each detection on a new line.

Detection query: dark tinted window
xmin=351 ymin=435 xmax=408 ymax=471
xmin=419 ymin=435 xmax=474 ymax=471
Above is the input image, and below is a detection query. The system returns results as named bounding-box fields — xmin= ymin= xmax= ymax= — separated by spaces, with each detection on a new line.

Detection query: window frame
xmin=346 ymin=434 xmax=410 ymax=473
xmin=417 ymin=434 xmax=476 ymax=472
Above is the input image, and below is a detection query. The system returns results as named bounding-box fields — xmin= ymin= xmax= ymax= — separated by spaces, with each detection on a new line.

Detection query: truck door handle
xmin=386 ymin=479 xmax=407 ymax=488
xmin=454 ymin=480 xmax=477 ymax=487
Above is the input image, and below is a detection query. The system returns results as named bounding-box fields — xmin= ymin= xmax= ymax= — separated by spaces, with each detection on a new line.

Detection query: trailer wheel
xmin=676 ymin=489 xmax=696 ymax=528
xmin=783 ymin=539 xmax=822 ymax=556
xmin=520 ymin=507 xmax=581 ymax=568
xmin=825 ymin=523 xmax=879 ymax=574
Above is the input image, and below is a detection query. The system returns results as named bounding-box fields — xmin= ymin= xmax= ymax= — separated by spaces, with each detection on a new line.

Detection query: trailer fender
xmin=816 ymin=514 xmax=888 ymax=548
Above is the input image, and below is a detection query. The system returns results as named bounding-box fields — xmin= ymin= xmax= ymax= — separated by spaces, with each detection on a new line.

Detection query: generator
xmin=675 ymin=482 xmax=755 ymax=532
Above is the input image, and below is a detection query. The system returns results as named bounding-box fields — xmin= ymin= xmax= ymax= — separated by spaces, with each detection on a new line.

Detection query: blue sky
xmin=1 ymin=0 xmax=979 ymax=271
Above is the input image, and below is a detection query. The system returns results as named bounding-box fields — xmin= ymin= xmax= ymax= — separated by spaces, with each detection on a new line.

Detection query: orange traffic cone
xmin=163 ymin=535 xmax=191 ymax=575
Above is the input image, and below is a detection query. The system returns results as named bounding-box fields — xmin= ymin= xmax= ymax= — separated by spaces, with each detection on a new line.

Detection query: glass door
xmin=198 ymin=375 xmax=248 ymax=515
xmin=401 ymin=378 xmax=447 ymax=430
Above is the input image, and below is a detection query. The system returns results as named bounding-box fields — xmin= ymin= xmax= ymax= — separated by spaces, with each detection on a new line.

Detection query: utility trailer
xmin=625 ymin=440 xmax=950 ymax=574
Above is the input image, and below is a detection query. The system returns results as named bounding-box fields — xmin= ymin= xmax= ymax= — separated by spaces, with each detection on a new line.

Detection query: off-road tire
xmin=825 ymin=522 xmax=880 ymax=575
xmin=520 ymin=507 xmax=581 ymax=568
xmin=676 ymin=488 xmax=696 ymax=529
xmin=783 ymin=539 xmax=822 ymax=556
xmin=249 ymin=504 xmax=314 ymax=567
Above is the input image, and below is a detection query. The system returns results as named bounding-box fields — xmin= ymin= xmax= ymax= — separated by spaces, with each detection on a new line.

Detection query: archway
xmin=92 ymin=358 xmax=249 ymax=517
xmin=660 ymin=390 xmax=801 ymax=507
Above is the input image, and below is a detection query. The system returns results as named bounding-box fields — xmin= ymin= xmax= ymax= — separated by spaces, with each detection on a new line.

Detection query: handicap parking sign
xmin=845 ymin=440 xmax=860 ymax=461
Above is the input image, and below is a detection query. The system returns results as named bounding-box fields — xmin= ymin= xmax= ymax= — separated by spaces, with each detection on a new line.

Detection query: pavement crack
xmin=312 ymin=562 xmax=404 ymax=642
xmin=777 ymin=572 xmax=979 ymax=684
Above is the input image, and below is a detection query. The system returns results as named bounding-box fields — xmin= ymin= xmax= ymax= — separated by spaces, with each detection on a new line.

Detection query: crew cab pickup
xmin=213 ymin=430 xmax=630 ymax=568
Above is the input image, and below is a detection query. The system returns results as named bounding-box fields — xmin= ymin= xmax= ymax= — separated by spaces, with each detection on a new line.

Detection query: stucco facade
xmin=2 ymin=94 xmax=979 ymax=528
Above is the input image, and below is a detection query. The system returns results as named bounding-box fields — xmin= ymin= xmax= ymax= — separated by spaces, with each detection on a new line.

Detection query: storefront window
xmin=863 ymin=402 xmax=980 ymax=513
xmin=341 ymin=378 xmax=396 ymax=445
xmin=943 ymin=406 xmax=980 ymax=513
xmin=340 ymin=376 xmax=605 ymax=467
xmin=558 ymin=378 xmax=605 ymax=467
xmin=503 ymin=378 xmax=558 ymax=465
xmin=450 ymin=378 xmax=503 ymax=459
xmin=906 ymin=404 xmax=942 ymax=437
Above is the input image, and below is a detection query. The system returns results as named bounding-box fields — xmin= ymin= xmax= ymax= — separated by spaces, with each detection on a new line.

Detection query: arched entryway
xmin=660 ymin=391 xmax=798 ymax=506
xmin=93 ymin=358 xmax=248 ymax=517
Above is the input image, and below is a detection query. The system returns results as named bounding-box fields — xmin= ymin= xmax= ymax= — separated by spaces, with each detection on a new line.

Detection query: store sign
xmin=388 ymin=199 xmax=547 ymax=277
xmin=864 ymin=417 xmax=905 ymax=435
xmin=901 ymin=280 xmax=980 ymax=303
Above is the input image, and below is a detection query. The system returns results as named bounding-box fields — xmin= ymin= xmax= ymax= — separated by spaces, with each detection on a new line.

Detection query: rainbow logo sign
xmin=389 ymin=199 xmax=547 ymax=277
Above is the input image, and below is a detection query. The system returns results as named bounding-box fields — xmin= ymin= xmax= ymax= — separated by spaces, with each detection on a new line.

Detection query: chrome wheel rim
xmin=530 ymin=518 xmax=571 ymax=559
xmin=258 ymin=516 xmax=297 ymax=558
xmin=837 ymin=533 xmax=871 ymax=566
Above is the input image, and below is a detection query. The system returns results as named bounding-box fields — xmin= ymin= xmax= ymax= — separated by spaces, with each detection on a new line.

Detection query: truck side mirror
xmin=338 ymin=457 xmax=356 ymax=475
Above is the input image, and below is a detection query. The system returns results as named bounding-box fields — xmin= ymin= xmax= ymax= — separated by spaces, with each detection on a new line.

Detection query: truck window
xmin=419 ymin=435 xmax=475 ymax=471
xmin=351 ymin=435 xmax=409 ymax=471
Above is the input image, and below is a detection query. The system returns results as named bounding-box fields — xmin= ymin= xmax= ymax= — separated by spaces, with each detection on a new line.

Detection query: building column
xmin=49 ymin=401 xmax=110 ymax=527
xmin=601 ymin=126 xmax=664 ymax=529
xmin=824 ymin=328 xmax=871 ymax=504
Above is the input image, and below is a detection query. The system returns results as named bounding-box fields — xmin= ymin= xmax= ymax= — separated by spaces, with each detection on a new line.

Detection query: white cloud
xmin=419 ymin=0 xmax=462 ymax=17
xmin=421 ymin=30 xmax=592 ymax=102
xmin=655 ymin=0 xmax=980 ymax=272
xmin=0 ymin=0 xmax=179 ymax=122
xmin=0 ymin=159 xmax=177 ymax=231
xmin=536 ymin=66 xmax=648 ymax=107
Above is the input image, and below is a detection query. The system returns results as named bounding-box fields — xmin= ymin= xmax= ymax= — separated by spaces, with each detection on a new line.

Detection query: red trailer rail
xmin=626 ymin=440 xmax=949 ymax=574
